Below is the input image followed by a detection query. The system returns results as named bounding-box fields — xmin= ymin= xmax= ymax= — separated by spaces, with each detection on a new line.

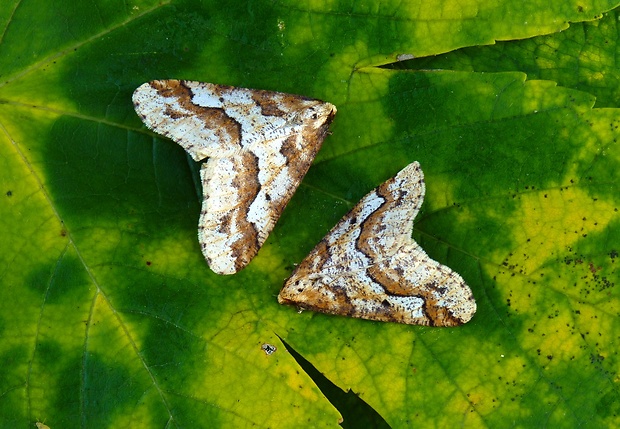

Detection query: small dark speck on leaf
xmin=6 ymin=190 xmax=12 ymax=197
xmin=146 ymin=261 xmax=152 ymax=266
xmin=590 ymin=354 xmax=605 ymax=363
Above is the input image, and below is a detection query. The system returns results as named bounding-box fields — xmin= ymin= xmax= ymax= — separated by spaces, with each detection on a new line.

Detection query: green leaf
xmin=2 ymin=0 xmax=620 ymax=427
xmin=390 ymin=8 xmax=620 ymax=108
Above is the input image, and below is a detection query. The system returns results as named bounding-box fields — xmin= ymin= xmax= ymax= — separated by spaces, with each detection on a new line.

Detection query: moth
xmin=278 ymin=162 xmax=476 ymax=326
xmin=133 ymin=80 xmax=336 ymax=274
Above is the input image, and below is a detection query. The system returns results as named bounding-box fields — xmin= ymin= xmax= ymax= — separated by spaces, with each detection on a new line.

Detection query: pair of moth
xmin=133 ymin=80 xmax=476 ymax=326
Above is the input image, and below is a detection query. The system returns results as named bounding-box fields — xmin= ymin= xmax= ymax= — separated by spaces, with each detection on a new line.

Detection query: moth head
xmin=278 ymin=271 xmax=320 ymax=305
xmin=298 ymin=101 xmax=337 ymax=130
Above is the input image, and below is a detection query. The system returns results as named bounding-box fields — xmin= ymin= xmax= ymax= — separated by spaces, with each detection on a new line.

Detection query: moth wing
xmin=133 ymin=80 xmax=336 ymax=161
xmin=279 ymin=162 xmax=476 ymax=325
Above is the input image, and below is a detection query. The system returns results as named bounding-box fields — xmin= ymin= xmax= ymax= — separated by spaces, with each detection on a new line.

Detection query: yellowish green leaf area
xmin=290 ymin=69 xmax=620 ymax=427
xmin=1 ymin=0 xmax=620 ymax=428
xmin=394 ymin=8 xmax=620 ymax=108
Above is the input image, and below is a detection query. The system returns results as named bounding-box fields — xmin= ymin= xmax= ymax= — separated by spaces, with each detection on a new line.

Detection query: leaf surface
xmin=1 ymin=0 xmax=619 ymax=427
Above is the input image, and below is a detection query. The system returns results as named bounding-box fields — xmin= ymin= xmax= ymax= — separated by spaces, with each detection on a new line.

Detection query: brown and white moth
xmin=278 ymin=162 xmax=476 ymax=326
xmin=133 ymin=80 xmax=336 ymax=274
